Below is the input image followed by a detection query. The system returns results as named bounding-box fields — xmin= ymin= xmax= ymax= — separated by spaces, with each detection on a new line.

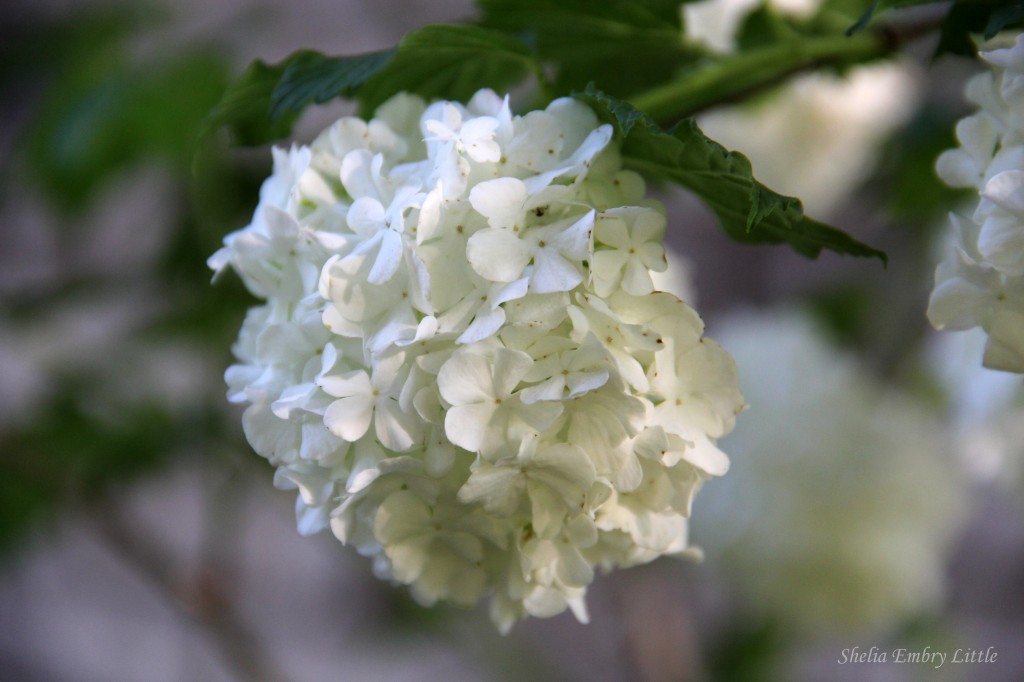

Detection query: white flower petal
xmin=319 ymin=369 xmax=372 ymax=398
xmin=621 ymin=257 xmax=655 ymax=295
xmin=347 ymin=196 xmax=386 ymax=235
xmin=523 ymin=585 xmax=568 ymax=619
xmin=678 ymin=433 xmax=730 ymax=476
xmin=565 ymin=370 xmax=609 ymax=398
xmin=491 ymin=348 xmax=534 ymax=397
xmin=531 ymin=247 xmax=583 ymax=293
xmin=323 ymin=394 xmax=374 ymax=442
xmin=444 ymin=402 xmax=498 ymax=452
xmin=519 ymin=377 xmax=565 ymax=404
xmin=467 ymin=228 xmax=533 ymax=282
xmin=979 ymin=213 xmax=1024 ymax=275
xmin=469 ymin=177 xmax=528 ymax=229
xmin=374 ymin=399 xmax=422 ymax=451
xmin=554 ymin=543 xmax=594 ymax=587
xmin=457 ymin=307 xmax=506 ymax=344
xmin=437 ymin=351 xmax=495 ymax=405
xmin=367 ymin=228 xmax=404 ymax=284
xmin=564 ymin=125 xmax=613 ymax=170
xmin=982 ymin=170 xmax=1024 ymax=214
xmin=984 ymin=310 xmax=1024 ymax=372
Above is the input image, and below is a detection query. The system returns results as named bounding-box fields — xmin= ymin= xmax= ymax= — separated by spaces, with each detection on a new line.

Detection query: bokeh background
xmin=2 ymin=1 xmax=1024 ymax=680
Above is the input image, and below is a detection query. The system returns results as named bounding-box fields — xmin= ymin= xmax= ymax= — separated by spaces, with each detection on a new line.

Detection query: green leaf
xmin=936 ymin=1 xmax=993 ymax=56
xmin=845 ymin=0 xmax=938 ymax=36
xmin=577 ymin=85 xmax=886 ymax=262
xmin=206 ymin=25 xmax=536 ymax=144
xmin=846 ymin=0 xmax=882 ymax=35
xmin=846 ymin=0 xmax=1024 ymax=56
xmin=985 ymin=0 xmax=1024 ymax=38
xmin=203 ymin=56 xmax=302 ymax=146
xmin=270 ymin=48 xmax=396 ymax=121
xmin=934 ymin=0 xmax=1024 ymax=57
xmin=478 ymin=0 xmax=703 ymax=97
xmin=356 ymin=24 xmax=538 ymax=115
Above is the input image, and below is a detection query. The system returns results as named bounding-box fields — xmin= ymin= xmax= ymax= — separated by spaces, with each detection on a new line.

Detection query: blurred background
xmin=1 ymin=0 xmax=1023 ymax=680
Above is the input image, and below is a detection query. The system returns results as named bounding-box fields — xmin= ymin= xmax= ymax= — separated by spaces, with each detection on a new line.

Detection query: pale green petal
xmin=984 ymin=309 xmax=1024 ymax=372
xmin=523 ymin=585 xmax=569 ymax=619
xmin=595 ymin=214 xmax=631 ymax=250
xmin=555 ymin=544 xmax=594 ymax=588
xmin=620 ymin=257 xmax=655 ymax=296
xmin=458 ymin=464 xmax=524 ymax=515
xmin=529 ymin=484 xmax=567 ymax=538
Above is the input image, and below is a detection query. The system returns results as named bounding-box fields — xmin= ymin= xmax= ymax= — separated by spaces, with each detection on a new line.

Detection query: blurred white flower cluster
xmin=694 ymin=311 xmax=966 ymax=633
xmin=685 ymin=0 xmax=917 ymax=217
xmin=928 ymin=329 xmax=1024 ymax=487
xmin=211 ymin=90 xmax=744 ymax=631
xmin=929 ymin=34 xmax=1024 ymax=373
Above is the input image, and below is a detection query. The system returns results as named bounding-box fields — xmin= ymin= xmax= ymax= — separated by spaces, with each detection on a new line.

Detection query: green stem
xmin=627 ymin=31 xmax=889 ymax=122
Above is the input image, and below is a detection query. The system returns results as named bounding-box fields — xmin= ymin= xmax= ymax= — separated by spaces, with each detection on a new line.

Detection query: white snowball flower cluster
xmin=693 ymin=310 xmax=967 ymax=633
xmin=929 ymin=34 xmax=1024 ymax=373
xmin=210 ymin=89 xmax=744 ymax=631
